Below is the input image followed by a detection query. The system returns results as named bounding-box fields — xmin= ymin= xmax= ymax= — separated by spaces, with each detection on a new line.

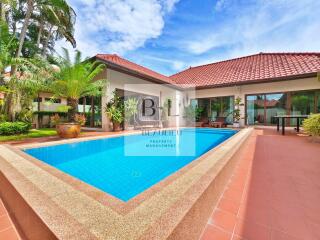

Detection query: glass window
xmin=45 ymin=98 xmax=61 ymax=104
xmin=291 ymin=91 xmax=315 ymax=115
xmin=246 ymin=95 xmax=265 ymax=125
xmin=33 ymin=97 xmax=42 ymax=102
xmin=210 ymin=96 xmax=234 ymax=124
xmin=197 ymin=98 xmax=210 ymax=118
xmin=316 ymin=91 xmax=320 ymax=113
xmin=190 ymin=99 xmax=198 ymax=108
xmin=265 ymin=93 xmax=287 ymax=125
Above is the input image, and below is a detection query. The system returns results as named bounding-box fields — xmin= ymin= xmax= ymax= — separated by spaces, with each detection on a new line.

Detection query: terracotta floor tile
xmin=218 ymin=197 xmax=240 ymax=216
xmin=237 ymin=202 xmax=272 ymax=227
xmin=270 ymin=207 xmax=314 ymax=240
xmin=210 ymin=209 xmax=237 ymax=233
xmin=234 ymin=219 xmax=271 ymax=240
xmin=307 ymin=222 xmax=320 ymax=240
xmin=0 ymin=215 xmax=12 ymax=231
xmin=270 ymin=229 xmax=301 ymax=240
xmin=0 ymin=202 xmax=6 ymax=217
xmin=223 ymin=188 xmax=243 ymax=203
xmin=0 ymin=227 xmax=20 ymax=240
xmin=200 ymin=225 xmax=231 ymax=240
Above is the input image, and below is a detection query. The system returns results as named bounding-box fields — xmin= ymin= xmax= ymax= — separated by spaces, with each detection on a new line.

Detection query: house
xmin=92 ymin=52 xmax=320 ymax=131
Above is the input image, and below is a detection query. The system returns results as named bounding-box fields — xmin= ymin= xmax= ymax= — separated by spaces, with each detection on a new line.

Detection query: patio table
xmin=272 ymin=115 xmax=309 ymax=135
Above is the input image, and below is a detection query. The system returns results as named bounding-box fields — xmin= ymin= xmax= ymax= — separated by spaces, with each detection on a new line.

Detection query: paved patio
xmin=200 ymin=128 xmax=320 ymax=240
xmin=0 ymin=199 xmax=21 ymax=240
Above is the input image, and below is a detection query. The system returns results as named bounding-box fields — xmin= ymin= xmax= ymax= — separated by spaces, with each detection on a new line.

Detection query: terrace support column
xmin=90 ymin=96 xmax=95 ymax=127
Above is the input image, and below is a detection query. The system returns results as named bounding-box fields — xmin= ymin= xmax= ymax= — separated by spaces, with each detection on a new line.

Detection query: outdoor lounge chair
xmin=201 ymin=117 xmax=210 ymax=127
xmin=210 ymin=117 xmax=227 ymax=128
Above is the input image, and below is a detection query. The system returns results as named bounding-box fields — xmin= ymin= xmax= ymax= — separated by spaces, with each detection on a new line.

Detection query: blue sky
xmin=58 ymin=0 xmax=320 ymax=76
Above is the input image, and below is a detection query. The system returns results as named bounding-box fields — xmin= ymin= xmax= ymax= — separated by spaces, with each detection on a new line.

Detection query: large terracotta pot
xmin=56 ymin=123 xmax=81 ymax=138
xmin=113 ymin=122 xmax=122 ymax=132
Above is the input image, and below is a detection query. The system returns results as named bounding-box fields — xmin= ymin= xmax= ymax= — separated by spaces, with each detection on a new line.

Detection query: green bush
xmin=0 ymin=122 xmax=31 ymax=135
xmin=302 ymin=114 xmax=320 ymax=137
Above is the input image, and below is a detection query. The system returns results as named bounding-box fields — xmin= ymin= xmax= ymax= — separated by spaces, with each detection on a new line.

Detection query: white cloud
xmin=161 ymin=0 xmax=180 ymax=12
xmin=57 ymin=0 xmax=180 ymax=58
xmin=184 ymin=0 xmax=320 ymax=56
xmin=143 ymin=55 xmax=187 ymax=71
xmin=214 ymin=0 xmax=228 ymax=11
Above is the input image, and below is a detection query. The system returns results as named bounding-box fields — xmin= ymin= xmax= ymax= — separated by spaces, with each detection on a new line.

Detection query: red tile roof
xmin=95 ymin=54 xmax=176 ymax=85
xmin=95 ymin=53 xmax=320 ymax=88
xmin=170 ymin=52 xmax=320 ymax=88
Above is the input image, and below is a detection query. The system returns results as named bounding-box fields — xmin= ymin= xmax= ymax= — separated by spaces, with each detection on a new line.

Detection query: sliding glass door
xmin=210 ymin=96 xmax=234 ymax=124
xmin=191 ymin=96 xmax=234 ymax=124
xmin=246 ymin=90 xmax=320 ymax=125
xmin=246 ymin=95 xmax=265 ymax=125
xmin=265 ymin=93 xmax=287 ymax=125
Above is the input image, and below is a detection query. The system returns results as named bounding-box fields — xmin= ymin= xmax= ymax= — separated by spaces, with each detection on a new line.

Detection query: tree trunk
xmin=42 ymin=25 xmax=53 ymax=57
xmin=0 ymin=3 xmax=5 ymax=22
xmin=37 ymin=92 xmax=41 ymax=128
xmin=16 ymin=0 xmax=34 ymax=58
xmin=67 ymin=98 xmax=78 ymax=122
xmin=36 ymin=20 xmax=44 ymax=49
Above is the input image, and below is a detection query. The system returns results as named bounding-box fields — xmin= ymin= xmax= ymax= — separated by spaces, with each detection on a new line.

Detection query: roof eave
xmin=192 ymin=72 xmax=318 ymax=90
xmin=94 ymin=56 xmax=184 ymax=90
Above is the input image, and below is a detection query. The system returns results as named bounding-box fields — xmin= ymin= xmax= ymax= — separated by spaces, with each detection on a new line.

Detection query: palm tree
xmin=0 ymin=20 xmax=16 ymax=84
xmin=0 ymin=0 xmax=16 ymax=22
xmin=15 ymin=0 xmax=76 ymax=59
xmin=51 ymin=48 xmax=106 ymax=122
xmin=36 ymin=1 xmax=76 ymax=56
xmin=15 ymin=0 xmax=34 ymax=58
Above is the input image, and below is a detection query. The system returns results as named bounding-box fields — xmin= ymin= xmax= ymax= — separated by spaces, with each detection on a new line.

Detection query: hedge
xmin=0 ymin=122 xmax=31 ymax=135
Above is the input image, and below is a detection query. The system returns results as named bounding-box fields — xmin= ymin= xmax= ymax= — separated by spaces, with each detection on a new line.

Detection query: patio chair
xmin=210 ymin=117 xmax=227 ymax=128
xmin=201 ymin=117 xmax=210 ymax=127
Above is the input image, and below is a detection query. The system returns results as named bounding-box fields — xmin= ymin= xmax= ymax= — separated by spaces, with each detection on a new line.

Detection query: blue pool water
xmin=24 ymin=128 xmax=236 ymax=201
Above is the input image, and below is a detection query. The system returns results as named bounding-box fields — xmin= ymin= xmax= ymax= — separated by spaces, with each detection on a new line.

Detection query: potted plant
xmin=105 ymin=91 xmax=124 ymax=131
xmin=302 ymin=114 xmax=320 ymax=142
xmin=124 ymin=97 xmax=138 ymax=130
xmin=50 ymin=113 xmax=86 ymax=138
xmin=233 ymin=97 xmax=243 ymax=128
xmin=50 ymin=48 xmax=105 ymax=138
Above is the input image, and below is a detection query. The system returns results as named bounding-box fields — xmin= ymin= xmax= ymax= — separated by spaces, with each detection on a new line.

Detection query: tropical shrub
xmin=0 ymin=114 xmax=8 ymax=122
xmin=50 ymin=114 xmax=61 ymax=126
xmin=105 ymin=105 xmax=124 ymax=124
xmin=105 ymin=91 xmax=124 ymax=124
xmin=302 ymin=114 xmax=320 ymax=137
xmin=51 ymin=48 xmax=106 ymax=122
xmin=74 ymin=114 xmax=86 ymax=126
xmin=0 ymin=122 xmax=31 ymax=135
xmin=184 ymin=105 xmax=204 ymax=122
xmin=233 ymin=97 xmax=242 ymax=123
xmin=124 ymin=98 xmax=138 ymax=125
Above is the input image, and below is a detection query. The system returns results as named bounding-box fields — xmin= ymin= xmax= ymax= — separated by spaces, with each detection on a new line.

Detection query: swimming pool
xmin=24 ymin=128 xmax=236 ymax=201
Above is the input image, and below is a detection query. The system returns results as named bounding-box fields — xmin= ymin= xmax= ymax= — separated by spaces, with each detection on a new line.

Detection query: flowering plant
xmin=50 ymin=114 xmax=61 ymax=126
xmin=75 ymin=114 xmax=86 ymax=126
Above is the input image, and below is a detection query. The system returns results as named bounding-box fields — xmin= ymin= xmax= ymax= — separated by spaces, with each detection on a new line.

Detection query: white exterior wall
xmin=102 ymin=66 xmax=319 ymax=130
xmin=32 ymin=92 xmax=68 ymax=112
xmin=102 ymin=68 xmax=188 ymax=131
xmin=193 ymin=77 xmax=320 ymax=126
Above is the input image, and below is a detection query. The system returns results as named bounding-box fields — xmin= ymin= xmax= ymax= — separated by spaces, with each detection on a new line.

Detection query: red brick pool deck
xmin=1 ymin=128 xmax=320 ymax=239
xmin=200 ymin=129 xmax=320 ymax=240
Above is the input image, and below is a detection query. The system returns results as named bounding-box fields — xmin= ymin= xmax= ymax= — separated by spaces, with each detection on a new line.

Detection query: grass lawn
xmin=0 ymin=128 xmax=57 ymax=142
